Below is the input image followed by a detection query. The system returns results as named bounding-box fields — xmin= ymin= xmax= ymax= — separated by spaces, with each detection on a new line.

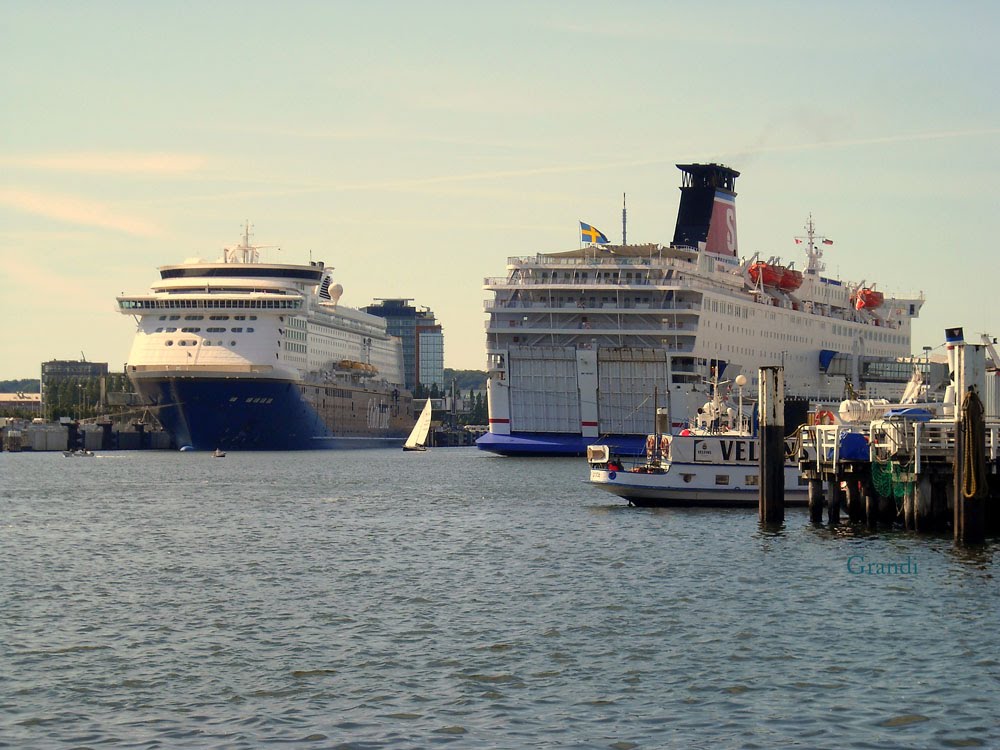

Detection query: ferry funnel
xmin=672 ymin=163 xmax=740 ymax=257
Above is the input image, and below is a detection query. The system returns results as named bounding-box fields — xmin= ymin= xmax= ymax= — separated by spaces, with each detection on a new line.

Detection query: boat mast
xmin=653 ymin=385 xmax=660 ymax=464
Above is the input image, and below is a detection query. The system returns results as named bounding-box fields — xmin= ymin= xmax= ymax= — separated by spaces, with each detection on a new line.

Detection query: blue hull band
xmin=476 ymin=431 xmax=647 ymax=457
xmin=136 ymin=378 xmax=406 ymax=451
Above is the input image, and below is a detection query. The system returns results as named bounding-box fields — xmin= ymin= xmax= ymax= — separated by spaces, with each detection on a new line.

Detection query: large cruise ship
xmin=117 ymin=227 xmax=412 ymax=450
xmin=478 ymin=163 xmax=925 ymax=456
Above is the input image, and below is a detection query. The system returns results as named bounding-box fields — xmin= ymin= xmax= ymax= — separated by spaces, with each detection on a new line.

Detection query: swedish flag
xmin=580 ymin=221 xmax=610 ymax=245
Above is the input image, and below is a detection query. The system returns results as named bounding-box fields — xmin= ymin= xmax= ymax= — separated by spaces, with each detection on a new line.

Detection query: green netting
xmin=871 ymin=460 xmax=914 ymax=504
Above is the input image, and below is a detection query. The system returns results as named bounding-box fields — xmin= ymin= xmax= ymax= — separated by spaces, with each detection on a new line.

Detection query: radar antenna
xmin=223 ymin=221 xmax=278 ymax=264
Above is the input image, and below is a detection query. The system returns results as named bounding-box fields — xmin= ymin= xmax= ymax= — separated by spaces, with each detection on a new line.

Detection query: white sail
xmin=403 ymin=399 xmax=433 ymax=450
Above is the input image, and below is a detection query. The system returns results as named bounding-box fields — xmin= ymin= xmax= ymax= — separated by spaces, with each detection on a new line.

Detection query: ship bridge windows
xmin=210 ymin=315 xmax=230 ymax=320
xmin=118 ymin=299 xmax=302 ymax=311
xmin=207 ymin=327 xmax=226 ymax=333
xmin=184 ymin=315 xmax=203 ymax=320
xmin=181 ymin=327 xmax=201 ymax=333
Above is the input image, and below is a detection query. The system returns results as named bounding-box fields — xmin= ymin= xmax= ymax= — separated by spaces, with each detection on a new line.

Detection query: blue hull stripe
xmin=136 ymin=378 xmax=407 ymax=451
xmin=476 ymin=431 xmax=646 ymax=457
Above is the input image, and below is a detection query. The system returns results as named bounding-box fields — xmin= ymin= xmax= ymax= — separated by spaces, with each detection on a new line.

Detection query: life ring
xmin=645 ymin=434 xmax=655 ymax=457
xmin=660 ymin=435 xmax=670 ymax=458
xmin=815 ymin=409 xmax=836 ymax=426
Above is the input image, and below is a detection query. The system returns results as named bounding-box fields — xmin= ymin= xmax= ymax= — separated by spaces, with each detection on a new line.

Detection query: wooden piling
xmin=846 ymin=480 xmax=864 ymax=523
xmin=914 ymin=476 xmax=934 ymax=532
xmin=903 ymin=482 xmax=915 ymax=531
xmin=955 ymin=386 xmax=987 ymax=544
xmin=808 ymin=479 xmax=824 ymax=523
xmin=879 ymin=493 xmax=897 ymax=524
xmin=864 ymin=482 xmax=879 ymax=528
xmin=758 ymin=366 xmax=785 ymax=524
xmin=827 ymin=479 xmax=842 ymax=524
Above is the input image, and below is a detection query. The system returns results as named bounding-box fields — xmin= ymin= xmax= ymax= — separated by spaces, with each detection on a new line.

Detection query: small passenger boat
xmin=587 ymin=376 xmax=808 ymax=507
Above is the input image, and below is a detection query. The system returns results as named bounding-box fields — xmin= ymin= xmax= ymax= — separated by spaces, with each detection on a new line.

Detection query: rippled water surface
xmin=2 ymin=448 xmax=998 ymax=749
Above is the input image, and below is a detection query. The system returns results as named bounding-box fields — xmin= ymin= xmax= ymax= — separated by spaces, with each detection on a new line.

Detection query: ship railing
xmin=506 ymin=255 xmax=661 ymax=267
xmin=483 ymin=318 xmax=698 ymax=335
xmin=483 ymin=275 xmax=735 ymax=299
xmin=128 ymin=364 xmax=276 ymax=374
xmin=484 ymin=300 xmax=702 ymax=312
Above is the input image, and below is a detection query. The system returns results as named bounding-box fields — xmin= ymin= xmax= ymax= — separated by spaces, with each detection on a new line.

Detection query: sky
xmin=2 ymin=1 xmax=998 ymax=379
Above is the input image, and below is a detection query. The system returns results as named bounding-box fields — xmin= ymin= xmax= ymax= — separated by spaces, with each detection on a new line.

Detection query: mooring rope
xmin=960 ymin=387 xmax=988 ymax=499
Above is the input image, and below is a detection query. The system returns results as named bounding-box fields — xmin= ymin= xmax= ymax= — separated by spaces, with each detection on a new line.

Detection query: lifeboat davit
xmin=779 ymin=268 xmax=803 ymax=292
xmin=748 ymin=261 xmax=784 ymax=288
xmin=854 ymin=288 xmax=884 ymax=310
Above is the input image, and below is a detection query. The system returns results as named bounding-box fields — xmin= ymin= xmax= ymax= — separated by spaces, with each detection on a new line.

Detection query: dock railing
xmin=801 ymin=419 xmax=1000 ymax=477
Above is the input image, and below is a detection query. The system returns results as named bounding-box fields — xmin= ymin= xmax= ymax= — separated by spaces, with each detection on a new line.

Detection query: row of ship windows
xmin=154 ymin=327 xmax=255 ymax=333
xmin=831 ymin=324 xmax=904 ymax=344
xmin=121 ymin=299 xmax=299 ymax=309
xmin=227 ymin=396 xmax=275 ymax=404
xmin=165 ymin=340 xmax=239 ymax=347
xmin=158 ymin=315 xmax=258 ymax=321
xmin=681 ymin=474 xmax=809 ymax=487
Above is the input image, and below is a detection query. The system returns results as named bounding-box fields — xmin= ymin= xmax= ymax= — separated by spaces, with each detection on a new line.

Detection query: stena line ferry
xmin=478 ymin=163 xmax=926 ymax=457
xmin=117 ymin=226 xmax=412 ymax=450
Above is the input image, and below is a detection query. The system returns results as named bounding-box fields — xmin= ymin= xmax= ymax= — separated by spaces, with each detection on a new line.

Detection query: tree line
xmin=39 ymin=374 xmax=133 ymax=421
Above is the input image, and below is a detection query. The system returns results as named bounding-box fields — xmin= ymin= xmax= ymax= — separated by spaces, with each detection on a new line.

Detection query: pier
xmin=0 ymin=418 xmax=171 ymax=452
xmin=790 ymin=339 xmax=1000 ymax=542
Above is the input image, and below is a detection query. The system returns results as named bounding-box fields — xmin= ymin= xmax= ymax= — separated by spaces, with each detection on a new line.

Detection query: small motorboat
xmin=212 ymin=448 xmax=226 ymax=458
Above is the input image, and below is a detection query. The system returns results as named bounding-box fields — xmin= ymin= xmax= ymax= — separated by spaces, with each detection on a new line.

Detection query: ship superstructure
xmin=479 ymin=164 xmax=925 ymax=456
xmin=117 ymin=226 xmax=411 ymax=449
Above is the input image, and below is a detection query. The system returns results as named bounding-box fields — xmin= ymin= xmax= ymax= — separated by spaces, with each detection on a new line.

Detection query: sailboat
xmin=403 ymin=399 xmax=433 ymax=451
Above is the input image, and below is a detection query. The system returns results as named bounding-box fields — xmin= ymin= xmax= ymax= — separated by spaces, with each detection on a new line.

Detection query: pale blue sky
xmin=2 ymin=1 xmax=998 ymax=378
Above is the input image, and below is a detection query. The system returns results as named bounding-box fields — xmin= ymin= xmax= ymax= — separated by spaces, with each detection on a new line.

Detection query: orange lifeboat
xmin=854 ymin=288 xmax=884 ymax=310
xmin=778 ymin=267 xmax=803 ymax=292
xmin=748 ymin=261 xmax=784 ymax=288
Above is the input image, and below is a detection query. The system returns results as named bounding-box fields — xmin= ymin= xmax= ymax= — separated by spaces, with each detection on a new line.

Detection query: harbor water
xmin=2 ymin=449 xmax=998 ymax=749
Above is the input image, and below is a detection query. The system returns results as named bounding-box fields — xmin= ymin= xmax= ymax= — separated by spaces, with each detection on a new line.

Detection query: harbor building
xmin=0 ymin=392 xmax=42 ymax=417
xmin=41 ymin=359 xmax=109 ymax=419
xmin=364 ymin=299 xmax=445 ymax=392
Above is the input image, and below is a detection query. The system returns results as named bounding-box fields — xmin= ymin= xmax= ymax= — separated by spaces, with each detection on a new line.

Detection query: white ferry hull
xmin=588 ymin=465 xmax=808 ymax=508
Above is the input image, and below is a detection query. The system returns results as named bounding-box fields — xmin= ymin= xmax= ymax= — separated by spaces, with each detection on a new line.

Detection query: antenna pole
xmin=622 ymin=193 xmax=627 ymax=246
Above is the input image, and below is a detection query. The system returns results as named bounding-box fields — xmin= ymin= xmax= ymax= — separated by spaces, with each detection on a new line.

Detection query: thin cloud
xmin=716 ymin=127 xmax=1000 ymax=162
xmin=0 ymin=152 xmax=206 ymax=175
xmin=0 ymin=188 xmax=160 ymax=236
xmin=105 ymin=126 xmax=1000 ymax=207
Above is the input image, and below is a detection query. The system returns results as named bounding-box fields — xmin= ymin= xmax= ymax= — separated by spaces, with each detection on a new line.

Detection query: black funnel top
xmin=672 ymin=164 xmax=740 ymax=251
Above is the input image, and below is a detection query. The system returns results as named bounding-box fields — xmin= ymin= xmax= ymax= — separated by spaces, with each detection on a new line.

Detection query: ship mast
xmin=797 ymin=213 xmax=829 ymax=275
xmin=224 ymin=221 xmax=261 ymax=264
xmin=622 ymin=193 xmax=627 ymax=246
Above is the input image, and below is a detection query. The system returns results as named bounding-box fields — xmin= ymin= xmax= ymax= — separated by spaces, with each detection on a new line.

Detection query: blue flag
xmin=580 ymin=221 xmax=609 ymax=245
